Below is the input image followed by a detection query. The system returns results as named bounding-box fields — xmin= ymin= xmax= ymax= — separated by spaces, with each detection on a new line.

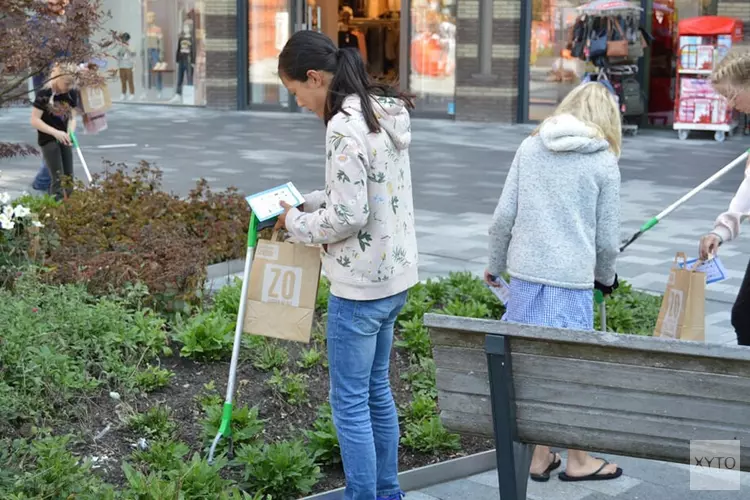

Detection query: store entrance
xmin=247 ymin=0 xmax=402 ymax=110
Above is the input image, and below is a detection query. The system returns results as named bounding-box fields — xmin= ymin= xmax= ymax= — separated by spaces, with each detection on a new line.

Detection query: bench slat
xmin=436 ymin=368 xmax=490 ymax=397
xmin=512 ymin=337 xmax=750 ymax=377
xmin=433 ymin=346 xmax=487 ymax=375
xmin=441 ymin=410 xmax=493 ymax=436
xmin=513 ymin=352 xmax=750 ymax=404
xmin=520 ymin=422 xmax=750 ymax=472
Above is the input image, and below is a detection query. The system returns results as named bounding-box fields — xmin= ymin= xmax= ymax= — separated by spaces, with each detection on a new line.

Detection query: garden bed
xmin=0 ymin=166 xmax=663 ymax=498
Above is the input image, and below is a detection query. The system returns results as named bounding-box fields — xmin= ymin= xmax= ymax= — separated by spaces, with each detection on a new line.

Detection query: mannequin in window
xmin=142 ymin=11 xmax=164 ymax=99
xmin=338 ymin=6 xmax=367 ymax=63
xmin=169 ymin=21 xmax=195 ymax=104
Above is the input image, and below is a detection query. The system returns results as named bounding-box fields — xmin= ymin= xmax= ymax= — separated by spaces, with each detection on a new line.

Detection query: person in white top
xmin=699 ymin=50 xmax=750 ymax=346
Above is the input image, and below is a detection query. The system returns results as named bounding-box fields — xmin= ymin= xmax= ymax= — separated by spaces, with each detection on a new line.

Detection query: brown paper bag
xmin=654 ymin=252 xmax=706 ymax=341
xmin=242 ymin=231 xmax=321 ymax=343
xmin=79 ymin=84 xmax=112 ymax=114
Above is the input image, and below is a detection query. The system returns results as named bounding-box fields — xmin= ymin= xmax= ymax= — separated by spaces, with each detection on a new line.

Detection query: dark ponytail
xmin=278 ymin=30 xmax=413 ymax=134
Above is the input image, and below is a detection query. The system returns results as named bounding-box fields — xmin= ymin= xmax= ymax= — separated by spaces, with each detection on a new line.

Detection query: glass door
xmin=248 ymin=0 xmax=292 ymax=108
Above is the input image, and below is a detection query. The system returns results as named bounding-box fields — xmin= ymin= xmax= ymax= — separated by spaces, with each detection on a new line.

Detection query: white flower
xmin=2 ymin=205 xmax=14 ymax=219
xmin=0 ymin=214 xmax=15 ymax=230
xmin=0 ymin=192 xmax=10 ymax=205
xmin=13 ymin=205 xmax=31 ymax=218
xmin=32 ymin=220 xmax=44 ymax=228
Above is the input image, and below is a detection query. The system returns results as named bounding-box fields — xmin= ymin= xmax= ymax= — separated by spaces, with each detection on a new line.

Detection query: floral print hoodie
xmin=285 ymin=95 xmax=419 ymax=301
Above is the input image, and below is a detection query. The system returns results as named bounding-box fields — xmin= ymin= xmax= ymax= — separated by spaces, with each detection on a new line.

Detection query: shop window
xmin=529 ymin=0 xmax=593 ymax=122
xmin=410 ymin=0 xmax=456 ymax=115
xmin=101 ymin=0 xmax=206 ymax=106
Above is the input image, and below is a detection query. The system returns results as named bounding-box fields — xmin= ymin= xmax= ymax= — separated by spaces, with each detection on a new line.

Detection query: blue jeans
xmin=32 ymin=76 xmax=51 ymax=191
xmin=327 ymin=291 xmax=408 ymax=500
xmin=147 ymin=48 xmax=162 ymax=91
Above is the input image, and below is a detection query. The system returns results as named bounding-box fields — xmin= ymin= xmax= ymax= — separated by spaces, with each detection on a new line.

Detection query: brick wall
xmin=718 ymin=1 xmax=750 ymax=45
xmin=454 ymin=0 xmax=521 ymax=122
xmin=205 ymin=0 xmax=238 ymax=109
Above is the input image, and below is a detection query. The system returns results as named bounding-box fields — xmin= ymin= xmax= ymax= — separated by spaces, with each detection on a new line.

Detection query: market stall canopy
xmin=678 ymin=16 xmax=744 ymax=41
xmin=577 ymin=0 xmax=643 ymax=14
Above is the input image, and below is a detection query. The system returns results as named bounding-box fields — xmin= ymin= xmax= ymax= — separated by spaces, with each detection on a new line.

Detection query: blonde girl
xmin=30 ymin=62 xmax=79 ymax=201
xmin=485 ymin=82 xmax=623 ymax=482
xmin=699 ymin=50 xmax=750 ymax=346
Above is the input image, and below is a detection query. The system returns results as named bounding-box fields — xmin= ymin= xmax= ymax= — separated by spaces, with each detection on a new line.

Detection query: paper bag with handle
xmin=243 ymin=230 xmax=322 ymax=343
xmin=654 ymin=252 xmax=706 ymax=341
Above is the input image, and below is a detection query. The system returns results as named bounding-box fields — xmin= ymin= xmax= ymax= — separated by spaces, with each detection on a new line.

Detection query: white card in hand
xmin=486 ymin=276 xmax=511 ymax=305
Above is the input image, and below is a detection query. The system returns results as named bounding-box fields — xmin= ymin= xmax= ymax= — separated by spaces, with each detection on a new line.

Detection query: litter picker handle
xmin=620 ymin=150 xmax=749 ymax=252
xmin=70 ymin=132 xmax=93 ymax=183
xmin=595 ymin=290 xmax=606 ymax=332
xmin=208 ymin=213 xmax=258 ymax=464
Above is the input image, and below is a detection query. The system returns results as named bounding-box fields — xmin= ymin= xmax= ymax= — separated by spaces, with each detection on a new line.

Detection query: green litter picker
xmin=619 ymin=149 xmax=750 ymax=253
xmin=70 ymin=132 xmax=93 ymax=183
xmin=208 ymin=213 xmax=261 ymax=464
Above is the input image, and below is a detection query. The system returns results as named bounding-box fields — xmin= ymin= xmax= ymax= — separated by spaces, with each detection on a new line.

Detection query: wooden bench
xmin=424 ymin=313 xmax=750 ymax=499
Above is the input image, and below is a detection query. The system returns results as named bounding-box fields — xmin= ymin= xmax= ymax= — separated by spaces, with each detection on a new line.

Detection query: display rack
xmin=673 ymin=16 xmax=744 ymax=142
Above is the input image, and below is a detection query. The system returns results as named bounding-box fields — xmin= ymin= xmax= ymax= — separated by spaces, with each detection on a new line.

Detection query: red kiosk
xmin=673 ymin=16 xmax=744 ymax=142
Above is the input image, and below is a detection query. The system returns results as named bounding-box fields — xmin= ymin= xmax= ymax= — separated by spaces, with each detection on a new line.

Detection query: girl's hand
xmin=699 ymin=233 xmax=721 ymax=260
xmin=484 ymin=269 xmax=500 ymax=287
xmin=54 ymin=130 xmax=72 ymax=145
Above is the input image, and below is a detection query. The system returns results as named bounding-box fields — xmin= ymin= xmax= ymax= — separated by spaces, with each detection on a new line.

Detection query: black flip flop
xmin=558 ymin=458 xmax=623 ymax=482
xmin=530 ymin=452 xmax=562 ymax=482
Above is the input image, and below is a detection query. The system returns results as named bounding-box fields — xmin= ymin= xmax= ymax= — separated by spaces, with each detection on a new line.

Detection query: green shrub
xmin=251 ymin=340 xmax=289 ymax=372
xmin=134 ymin=365 xmax=174 ymax=392
xmin=267 ymin=370 xmax=309 ymax=405
xmin=0 ymin=434 xmax=116 ymax=498
xmin=402 ymin=357 xmax=437 ymax=399
xmin=201 ymin=404 xmax=265 ymax=450
xmin=297 ymin=347 xmax=323 ymax=370
xmin=395 ymin=317 xmax=432 ymax=359
xmin=596 ymin=281 xmax=661 ymax=335
xmin=236 ymin=440 xmax=321 ymax=498
xmin=128 ymin=405 xmax=179 ymax=442
xmin=11 ymin=193 xmax=62 ymax=215
xmin=304 ymin=403 xmax=341 ymax=466
xmin=0 ymin=276 xmax=168 ymax=428
xmin=401 ymin=415 xmax=461 ymax=454
xmin=195 ymin=381 xmax=223 ymax=410
xmin=122 ymin=453 xmax=243 ymax=499
xmin=316 ymin=277 xmax=331 ymax=313
xmin=212 ymin=278 xmax=242 ymax=317
xmin=130 ymin=439 xmax=190 ymax=473
xmin=174 ymin=310 xmax=234 ymax=361
xmin=400 ymin=393 xmax=437 ymax=424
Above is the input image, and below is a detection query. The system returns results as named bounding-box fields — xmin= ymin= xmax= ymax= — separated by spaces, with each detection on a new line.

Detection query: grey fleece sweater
xmin=488 ymin=114 xmax=621 ymax=289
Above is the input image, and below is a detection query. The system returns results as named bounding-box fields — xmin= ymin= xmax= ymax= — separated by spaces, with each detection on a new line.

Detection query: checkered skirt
xmin=502 ymin=278 xmax=594 ymax=331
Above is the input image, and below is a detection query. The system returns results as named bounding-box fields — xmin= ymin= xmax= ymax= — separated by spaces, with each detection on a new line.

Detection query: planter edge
xmin=298 ymin=449 xmax=496 ymax=500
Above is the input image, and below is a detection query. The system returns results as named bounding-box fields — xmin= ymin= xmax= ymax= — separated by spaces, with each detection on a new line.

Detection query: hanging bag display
xmin=607 ymin=18 xmax=629 ymax=58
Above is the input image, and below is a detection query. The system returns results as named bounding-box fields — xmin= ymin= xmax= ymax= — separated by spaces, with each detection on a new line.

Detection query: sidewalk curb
xmin=298 ymin=450 xmax=496 ymax=500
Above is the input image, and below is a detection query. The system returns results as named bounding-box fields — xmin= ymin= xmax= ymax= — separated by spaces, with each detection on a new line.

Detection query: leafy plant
xmin=400 ymin=393 xmax=438 ymax=424
xmin=402 ymin=357 xmax=437 ymax=399
xmin=0 ymin=275 xmax=169 ymax=429
xmin=316 ymin=277 xmax=331 ymax=313
xmin=195 ymin=381 xmax=223 ymax=410
xmin=128 ymin=405 xmax=178 ymax=442
xmin=11 ymin=193 xmax=62 ymax=216
xmin=304 ymin=403 xmax=341 ymax=465
xmin=130 ymin=439 xmax=190 ymax=473
xmin=122 ymin=453 xmax=243 ymax=499
xmin=267 ymin=370 xmax=309 ymax=405
xmin=0 ymin=434 xmax=116 ymax=499
xmin=596 ymin=281 xmax=661 ymax=335
xmin=251 ymin=340 xmax=289 ymax=372
xmin=134 ymin=365 xmax=174 ymax=393
xmin=440 ymin=299 xmax=491 ymax=319
xmin=395 ymin=317 xmax=432 ymax=359
xmin=235 ymin=440 xmax=322 ymax=498
xmin=401 ymin=415 xmax=461 ymax=454
xmin=201 ymin=404 xmax=265 ymax=449
xmin=174 ymin=310 xmax=234 ymax=361
xmin=212 ymin=278 xmax=242 ymax=317
xmin=297 ymin=347 xmax=323 ymax=370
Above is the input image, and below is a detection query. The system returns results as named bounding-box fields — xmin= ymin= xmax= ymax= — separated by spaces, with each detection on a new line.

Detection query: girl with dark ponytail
xmin=275 ymin=30 xmax=418 ymax=500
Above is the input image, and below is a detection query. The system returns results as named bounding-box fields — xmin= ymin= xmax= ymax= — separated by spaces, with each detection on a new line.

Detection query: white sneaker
xmin=127 ymin=94 xmax=135 ymax=101
xmin=168 ymin=95 xmax=182 ymax=104
xmin=139 ymin=93 xmax=147 ymax=100
xmin=119 ymin=93 xmax=126 ymax=101
xmin=157 ymin=92 xmax=163 ymax=99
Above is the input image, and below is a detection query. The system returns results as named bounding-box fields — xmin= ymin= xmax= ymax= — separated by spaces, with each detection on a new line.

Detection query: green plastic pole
xmin=208 ymin=213 xmax=258 ymax=463
xmin=70 ymin=131 xmax=93 ymax=183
